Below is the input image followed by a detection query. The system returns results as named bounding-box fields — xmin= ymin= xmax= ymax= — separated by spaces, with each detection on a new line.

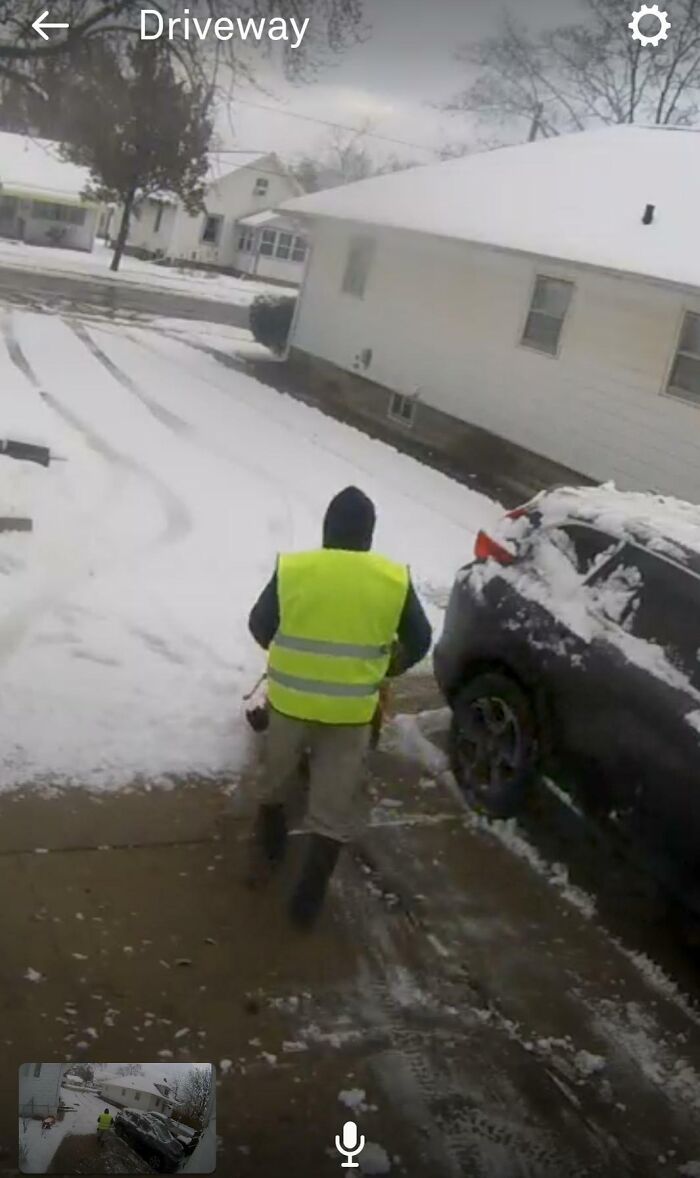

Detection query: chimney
xmin=642 ymin=204 xmax=655 ymax=225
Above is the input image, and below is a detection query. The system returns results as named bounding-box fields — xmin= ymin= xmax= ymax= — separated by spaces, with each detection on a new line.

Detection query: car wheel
xmin=450 ymin=671 xmax=536 ymax=818
xmin=146 ymin=1153 xmax=164 ymax=1173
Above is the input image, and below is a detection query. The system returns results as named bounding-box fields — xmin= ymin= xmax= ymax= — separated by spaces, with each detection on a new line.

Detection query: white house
xmin=233 ymin=209 xmax=307 ymax=283
xmin=0 ymin=132 xmax=100 ymax=252
xmin=19 ymin=1063 xmax=66 ymax=1119
xmin=281 ymin=125 xmax=700 ymax=505
xmin=98 ymin=1075 xmax=176 ymax=1115
xmin=123 ymin=151 xmax=303 ymax=281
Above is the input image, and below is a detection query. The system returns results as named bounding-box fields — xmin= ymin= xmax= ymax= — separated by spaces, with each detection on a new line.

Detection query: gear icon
xmin=628 ymin=4 xmax=671 ymax=47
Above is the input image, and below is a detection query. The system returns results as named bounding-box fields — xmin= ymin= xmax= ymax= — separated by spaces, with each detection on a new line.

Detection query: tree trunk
xmin=110 ymin=187 xmax=136 ymax=272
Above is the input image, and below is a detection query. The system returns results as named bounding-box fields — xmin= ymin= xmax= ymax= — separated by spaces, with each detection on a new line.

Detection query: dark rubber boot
xmin=245 ymin=803 xmax=287 ymax=889
xmin=289 ymin=834 xmax=342 ymax=929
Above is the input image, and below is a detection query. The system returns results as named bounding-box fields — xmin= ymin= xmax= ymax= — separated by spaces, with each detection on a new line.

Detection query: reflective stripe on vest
xmin=267 ymin=549 xmax=409 ymax=725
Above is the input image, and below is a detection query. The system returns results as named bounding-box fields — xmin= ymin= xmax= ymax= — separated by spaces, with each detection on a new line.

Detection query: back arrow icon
xmin=32 ymin=10 xmax=70 ymax=40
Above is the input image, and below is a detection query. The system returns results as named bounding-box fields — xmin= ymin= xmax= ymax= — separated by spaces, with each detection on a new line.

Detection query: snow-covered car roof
xmin=520 ymin=484 xmax=700 ymax=568
xmin=280 ymin=125 xmax=700 ymax=291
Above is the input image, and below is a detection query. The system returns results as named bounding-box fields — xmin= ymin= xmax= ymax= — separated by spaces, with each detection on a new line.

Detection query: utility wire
xmin=222 ymin=95 xmax=444 ymax=155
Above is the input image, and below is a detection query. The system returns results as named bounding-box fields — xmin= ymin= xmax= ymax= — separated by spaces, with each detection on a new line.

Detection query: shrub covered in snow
xmin=249 ymin=293 xmax=297 ymax=355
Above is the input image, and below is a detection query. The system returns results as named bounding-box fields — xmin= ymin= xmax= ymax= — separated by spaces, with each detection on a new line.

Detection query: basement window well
xmin=388 ymin=393 xmax=417 ymax=426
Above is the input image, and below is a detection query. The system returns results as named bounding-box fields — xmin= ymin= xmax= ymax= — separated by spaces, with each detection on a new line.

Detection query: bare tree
xmin=445 ymin=0 xmax=700 ymax=140
xmin=290 ymin=123 xmax=416 ymax=192
xmin=114 ymin=1064 xmax=145 ymax=1077
xmin=178 ymin=1066 xmax=213 ymax=1126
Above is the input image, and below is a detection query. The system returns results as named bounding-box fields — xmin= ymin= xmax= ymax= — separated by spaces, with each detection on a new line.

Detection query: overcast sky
xmin=222 ymin=0 xmax=583 ymax=163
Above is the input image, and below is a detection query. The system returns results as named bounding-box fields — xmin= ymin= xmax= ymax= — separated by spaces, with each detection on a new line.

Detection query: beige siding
xmin=293 ymin=222 xmax=700 ymax=502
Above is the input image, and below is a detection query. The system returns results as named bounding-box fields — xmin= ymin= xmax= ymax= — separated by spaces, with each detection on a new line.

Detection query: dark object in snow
xmin=0 ymin=439 xmax=51 ymax=466
xmin=434 ymin=483 xmax=700 ymax=920
xmin=249 ymin=293 xmax=297 ymax=355
xmin=246 ymin=703 xmax=269 ymax=733
xmin=0 ymin=517 xmax=32 ymax=533
xmin=642 ymin=203 xmax=655 ymax=225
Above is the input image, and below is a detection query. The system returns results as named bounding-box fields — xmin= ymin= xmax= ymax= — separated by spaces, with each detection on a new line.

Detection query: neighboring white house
xmin=19 ymin=1063 xmax=66 ymax=1119
xmin=233 ymin=209 xmax=307 ymax=283
xmin=0 ymin=132 xmax=100 ymax=252
xmin=98 ymin=1075 xmax=176 ymax=1115
xmin=122 ymin=151 xmax=303 ymax=281
xmin=281 ymin=125 xmax=700 ymax=504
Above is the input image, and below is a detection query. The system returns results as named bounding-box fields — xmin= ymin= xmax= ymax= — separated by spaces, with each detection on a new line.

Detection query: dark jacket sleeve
xmin=388 ymin=577 xmax=432 ymax=677
xmin=248 ymin=569 xmax=280 ymax=650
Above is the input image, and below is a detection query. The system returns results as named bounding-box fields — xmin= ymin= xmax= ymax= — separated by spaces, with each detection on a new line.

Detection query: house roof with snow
xmin=98 ymin=1075 xmax=175 ymax=1101
xmin=280 ymin=126 xmax=700 ymax=291
xmin=0 ymin=131 xmax=96 ymax=205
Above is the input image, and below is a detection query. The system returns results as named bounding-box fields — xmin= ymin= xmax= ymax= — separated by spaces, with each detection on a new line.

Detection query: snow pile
xmin=359 ymin=1142 xmax=392 ymax=1174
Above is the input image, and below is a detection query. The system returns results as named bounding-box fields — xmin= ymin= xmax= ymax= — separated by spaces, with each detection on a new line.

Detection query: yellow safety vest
xmin=267 ymin=549 xmax=409 ymax=724
xmin=97 ymin=1113 xmax=113 ymax=1131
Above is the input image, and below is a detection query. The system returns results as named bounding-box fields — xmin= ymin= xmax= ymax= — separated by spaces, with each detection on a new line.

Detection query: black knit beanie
xmin=322 ymin=486 xmax=376 ymax=551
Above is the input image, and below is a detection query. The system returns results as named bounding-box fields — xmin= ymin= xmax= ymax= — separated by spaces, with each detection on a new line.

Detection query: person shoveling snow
xmin=246 ymin=485 xmax=432 ymax=928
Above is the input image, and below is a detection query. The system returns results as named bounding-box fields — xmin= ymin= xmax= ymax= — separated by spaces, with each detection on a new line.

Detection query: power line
xmin=224 ymin=96 xmax=443 ymax=156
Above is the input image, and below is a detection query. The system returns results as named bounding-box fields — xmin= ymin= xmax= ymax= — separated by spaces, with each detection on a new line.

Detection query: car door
xmin=577 ymin=543 xmax=700 ymax=892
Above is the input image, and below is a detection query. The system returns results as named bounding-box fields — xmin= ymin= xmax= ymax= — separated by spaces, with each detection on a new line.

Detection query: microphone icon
xmin=335 ymin=1120 xmax=366 ymax=1167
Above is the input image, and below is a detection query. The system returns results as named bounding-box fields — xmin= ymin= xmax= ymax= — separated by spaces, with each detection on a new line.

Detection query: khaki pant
xmin=261 ymin=707 xmax=371 ymax=843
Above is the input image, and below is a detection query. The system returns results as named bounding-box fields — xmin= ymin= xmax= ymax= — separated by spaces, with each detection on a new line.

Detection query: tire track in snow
xmin=39 ymin=318 xmax=191 ymax=546
xmin=69 ymin=319 xmax=193 ymax=439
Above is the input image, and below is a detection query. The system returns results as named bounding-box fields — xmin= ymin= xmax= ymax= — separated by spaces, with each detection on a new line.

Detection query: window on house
xmin=31 ymin=201 xmax=86 ymax=226
xmin=0 ymin=195 xmax=17 ymax=220
xmin=667 ymin=312 xmax=700 ymax=406
xmin=388 ymin=392 xmax=416 ymax=426
xmin=275 ymin=232 xmax=293 ymax=260
xmin=34 ymin=1064 xmax=42 ymax=1077
xmin=237 ymin=229 xmax=254 ymax=253
xmin=291 ymin=236 xmax=307 ymax=263
xmin=259 ymin=229 xmax=277 ymax=256
xmin=253 ymin=177 xmax=269 ymax=196
xmin=341 ymin=235 xmax=375 ymax=298
xmin=201 ymin=214 xmax=223 ymax=245
xmin=154 ymin=203 xmax=164 ymax=233
xmin=521 ymin=276 xmax=574 ymax=356
xmin=135 ymin=1092 xmax=141 ymax=1101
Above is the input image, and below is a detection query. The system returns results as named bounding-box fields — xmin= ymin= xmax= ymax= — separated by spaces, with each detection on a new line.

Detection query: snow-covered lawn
xmin=0 ymin=238 xmax=283 ymax=306
xmin=0 ymin=307 xmax=501 ymax=791
xmin=19 ymin=1087 xmax=115 ymax=1173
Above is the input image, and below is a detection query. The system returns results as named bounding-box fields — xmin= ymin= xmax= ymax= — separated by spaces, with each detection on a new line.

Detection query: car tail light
xmin=474 ymin=529 xmax=516 ymax=565
xmin=506 ymin=506 xmax=529 ymax=521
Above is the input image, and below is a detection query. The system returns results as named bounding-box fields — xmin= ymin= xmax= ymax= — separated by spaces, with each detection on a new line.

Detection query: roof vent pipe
xmin=642 ymin=203 xmax=655 ymax=225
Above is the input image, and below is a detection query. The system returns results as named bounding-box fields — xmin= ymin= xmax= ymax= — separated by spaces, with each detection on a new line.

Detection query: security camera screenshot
xmin=0 ymin=1 xmax=699 ymax=1175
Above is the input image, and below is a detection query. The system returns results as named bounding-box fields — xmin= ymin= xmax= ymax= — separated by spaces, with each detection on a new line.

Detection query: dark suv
xmin=434 ymin=485 xmax=700 ymax=912
xmin=114 ymin=1109 xmax=184 ymax=1173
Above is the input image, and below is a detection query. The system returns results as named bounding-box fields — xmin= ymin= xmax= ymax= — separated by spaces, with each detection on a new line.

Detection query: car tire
xmin=449 ymin=671 xmax=537 ymax=819
xmin=146 ymin=1154 xmax=164 ymax=1173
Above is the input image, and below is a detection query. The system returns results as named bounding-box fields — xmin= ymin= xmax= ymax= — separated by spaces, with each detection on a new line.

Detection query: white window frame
xmin=388 ymin=392 xmax=416 ymax=428
xmin=665 ymin=309 xmax=700 ymax=408
xmin=275 ymin=231 xmax=293 ymax=260
xmin=259 ymin=229 xmax=277 ymax=257
xmin=520 ymin=274 xmax=575 ymax=357
xmin=201 ymin=213 xmax=223 ymax=245
xmin=291 ymin=236 xmax=307 ymax=263
xmin=253 ymin=177 xmax=269 ymax=196
xmin=341 ymin=235 xmax=375 ymax=299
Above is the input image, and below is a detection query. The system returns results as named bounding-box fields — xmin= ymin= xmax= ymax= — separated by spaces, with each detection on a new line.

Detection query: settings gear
xmin=628 ymin=4 xmax=671 ymax=47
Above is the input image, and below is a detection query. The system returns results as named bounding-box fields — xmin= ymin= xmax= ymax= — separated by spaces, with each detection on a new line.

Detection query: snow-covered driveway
xmin=0 ymin=307 xmax=501 ymax=791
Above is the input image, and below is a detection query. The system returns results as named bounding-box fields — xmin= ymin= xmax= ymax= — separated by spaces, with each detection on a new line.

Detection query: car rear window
xmin=590 ymin=543 xmax=700 ymax=687
xmin=553 ymin=523 xmax=618 ymax=575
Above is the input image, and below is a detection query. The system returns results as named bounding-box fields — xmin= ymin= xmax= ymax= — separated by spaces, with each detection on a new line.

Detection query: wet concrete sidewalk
xmin=2 ymin=716 xmax=700 ymax=1178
